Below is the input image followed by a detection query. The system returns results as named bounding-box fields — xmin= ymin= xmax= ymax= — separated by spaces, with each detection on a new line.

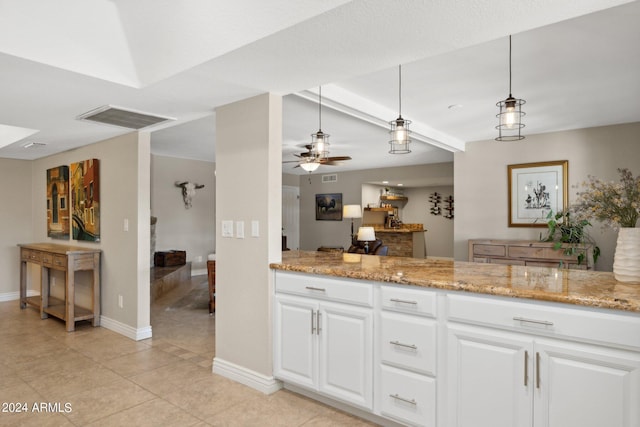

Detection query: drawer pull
xmin=311 ymin=310 xmax=316 ymax=334
xmin=305 ymin=286 xmax=326 ymax=292
xmin=536 ymin=352 xmax=541 ymax=389
xmin=390 ymin=340 xmax=417 ymax=350
xmin=390 ymin=393 xmax=417 ymax=405
xmin=390 ymin=298 xmax=417 ymax=305
xmin=513 ymin=316 xmax=554 ymax=327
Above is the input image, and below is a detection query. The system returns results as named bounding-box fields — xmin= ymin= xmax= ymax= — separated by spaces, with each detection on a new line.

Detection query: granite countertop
xmin=270 ymin=251 xmax=640 ymax=313
xmin=364 ymin=224 xmax=425 ymax=233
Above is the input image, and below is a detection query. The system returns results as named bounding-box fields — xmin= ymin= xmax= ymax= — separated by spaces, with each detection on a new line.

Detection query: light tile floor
xmin=0 ymin=276 xmax=379 ymax=426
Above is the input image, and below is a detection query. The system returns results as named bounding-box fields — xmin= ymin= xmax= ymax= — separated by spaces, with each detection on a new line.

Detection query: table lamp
xmin=343 ymin=204 xmax=362 ymax=245
xmin=357 ymin=226 xmax=376 ymax=254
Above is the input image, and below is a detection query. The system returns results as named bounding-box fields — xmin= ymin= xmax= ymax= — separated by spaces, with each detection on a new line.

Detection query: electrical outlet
xmin=196 ymin=255 xmax=203 ymax=263
xmin=118 ymin=295 xmax=123 ymax=309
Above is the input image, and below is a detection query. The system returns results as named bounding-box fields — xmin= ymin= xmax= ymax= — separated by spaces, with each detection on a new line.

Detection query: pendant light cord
xmin=508 ymin=35 xmax=512 ymax=96
xmin=318 ymin=86 xmax=322 ymax=131
xmin=398 ymin=64 xmax=402 ymax=117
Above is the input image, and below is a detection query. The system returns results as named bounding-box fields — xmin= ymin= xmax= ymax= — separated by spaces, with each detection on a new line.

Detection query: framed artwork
xmin=71 ymin=159 xmax=100 ymax=242
xmin=508 ymin=160 xmax=568 ymax=227
xmin=315 ymin=193 xmax=343 ymax=221
xmin=46 ymin=165 xmax=70 ymax=239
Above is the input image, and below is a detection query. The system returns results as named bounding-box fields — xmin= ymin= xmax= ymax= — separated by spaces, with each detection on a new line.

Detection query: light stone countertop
xmin=270 ymin=250 xmax=640 ymax=313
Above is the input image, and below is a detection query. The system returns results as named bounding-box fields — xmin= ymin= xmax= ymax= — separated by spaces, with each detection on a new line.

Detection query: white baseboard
xmin=212 ymin=357 xmax=282 ymax=395
xmin=100 ymin=315 xmax=152 ymax=341
xmin=0 ymin=289 xmax=39 ymax=302
xmin=191 ymin=268 xmax=206 ymax=277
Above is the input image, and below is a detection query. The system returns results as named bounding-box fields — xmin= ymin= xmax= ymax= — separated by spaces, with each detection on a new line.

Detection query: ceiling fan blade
xmin=318 ymin=156 xmax=351 ymax=163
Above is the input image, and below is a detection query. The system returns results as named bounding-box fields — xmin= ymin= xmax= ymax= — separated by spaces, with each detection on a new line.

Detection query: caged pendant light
xmin=389 ymin=64 xmax=412 ymax=154
xmin=311 ymin=86 xmax=330 ymax=160
xmin=496 ymin=35 xmax=526 ymax=141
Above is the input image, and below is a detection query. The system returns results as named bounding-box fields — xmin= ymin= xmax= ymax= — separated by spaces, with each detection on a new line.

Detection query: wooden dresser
xmin=19 ymin=243 xmax=101 ymax=331
xmin=468 ymin=239 xmax=594 ymax=270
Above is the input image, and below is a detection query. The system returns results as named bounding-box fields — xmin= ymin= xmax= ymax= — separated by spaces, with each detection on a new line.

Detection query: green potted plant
xmin=540 ymin=210 xmax=600 ymax=266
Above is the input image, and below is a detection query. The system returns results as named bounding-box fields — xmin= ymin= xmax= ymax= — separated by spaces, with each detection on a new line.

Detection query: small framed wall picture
xmin=508 ymin=160 xmax=568 ymax=227
xmin=315 ymin=193 xmax=343 ymax=221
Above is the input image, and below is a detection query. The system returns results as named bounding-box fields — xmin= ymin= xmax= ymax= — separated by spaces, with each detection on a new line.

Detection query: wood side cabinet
xmin=468 ymin=239 xmax=594 ymax=270
xmin=19 ymin=243 xmax=101 ymax=332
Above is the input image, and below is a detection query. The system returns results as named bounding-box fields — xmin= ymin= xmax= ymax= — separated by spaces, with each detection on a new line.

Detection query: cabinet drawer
xmin=380 ymin=311 xmax=436 ymax=375
xmin=447 ymin=294 xmax=640 ymax=350
xmin=508 ymin=245 xmax=581 ymax=261
xmin=275 ymin=272 xmax=373 ymax=307
xmin=473 ymin=244 xmax=506 ymax=257
xmin=22 ymin=250 xmax=42 ymax=263
xmin=380 ymin=365 xmax=436 ymax=427
xmin=380 ymin=285 xmax=436 ymax=317
xmin=52 ymin=255 xmax=67 ymax=270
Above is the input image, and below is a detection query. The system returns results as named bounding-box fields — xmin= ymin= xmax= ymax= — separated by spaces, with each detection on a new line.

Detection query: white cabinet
xmin=377 ymin=285 xmax=438 ymax=427
xmin=447 ymin=295 xmax=640 ymax=427
xmin=274 ymin=273 xmax=373 ymax=410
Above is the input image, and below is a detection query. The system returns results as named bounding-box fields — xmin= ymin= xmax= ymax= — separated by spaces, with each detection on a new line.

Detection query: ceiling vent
xmin=76 ymin=105 xmax=174 ymax=130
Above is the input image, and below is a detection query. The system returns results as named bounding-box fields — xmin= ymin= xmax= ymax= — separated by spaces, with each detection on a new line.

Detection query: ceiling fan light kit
xmin=496 ymin=35 xmax=526 ymax=141
xmin=389 ymin=64 xmax=412 ymax=154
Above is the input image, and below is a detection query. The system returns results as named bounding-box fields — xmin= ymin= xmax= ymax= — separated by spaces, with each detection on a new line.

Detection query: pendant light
xmin=496 ymin=35 xmax=526 ymax=141
xmin=311 ymin=86 xmax=330 ymax=160
xmin=389 ymin=64 xmax=411 ymax=154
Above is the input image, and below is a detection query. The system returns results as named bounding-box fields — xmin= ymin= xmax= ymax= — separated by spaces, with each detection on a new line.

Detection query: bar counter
xmin=270 ymin=250 xmax=640 ymax=312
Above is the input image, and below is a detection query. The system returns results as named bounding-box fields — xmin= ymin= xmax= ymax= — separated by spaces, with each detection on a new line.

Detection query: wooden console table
xmin=19 ymin=243 xmax=101 ymax=331
xmin=468 ymin=239 xmax=594 ymax=270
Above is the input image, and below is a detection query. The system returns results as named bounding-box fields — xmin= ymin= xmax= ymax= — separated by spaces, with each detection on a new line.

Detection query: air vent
xmin=76 ymin=105 xmax=174 ymax=129
xmin=322 ymin=174 xmax=338 ymax=183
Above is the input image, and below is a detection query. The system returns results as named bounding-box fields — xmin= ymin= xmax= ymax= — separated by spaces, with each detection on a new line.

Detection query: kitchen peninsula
xmin=270 ymin=251 xmax=640 ymax=427
xmin=369 ymin=223 xmax=426 ymax=258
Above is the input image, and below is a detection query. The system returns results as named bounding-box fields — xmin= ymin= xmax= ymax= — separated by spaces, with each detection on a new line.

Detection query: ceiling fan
xmin=285 ymin=86 xmax=352 ymax=171
xmin=284 ymin=144 xmax=352 ymax=169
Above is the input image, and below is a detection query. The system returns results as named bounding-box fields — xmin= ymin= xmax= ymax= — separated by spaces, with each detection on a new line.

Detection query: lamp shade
xmin=300 ymin=161 xmax=320 ymax=172
xmin=357 ymin=226 xmax=376 ymax=242
xmin=343 ymin=204 xmax=362 ymax=219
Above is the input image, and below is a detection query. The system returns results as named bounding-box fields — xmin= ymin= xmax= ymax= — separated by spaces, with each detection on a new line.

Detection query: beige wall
xmin=403 ymin=185 xmax=454 ymax=258
xmin=299 ymin=163 xmax=453 ymax=251
xmin=214 ymin=93 xmax=282 ymax=383
xmin=151 ymin=155 xmax=216 ymax=273
xmin=29 ymin=132 xmax=151 ymax=334
xmin=0 ymin=159 xmax=34 ymax=299
xmin=454 ymin=122 xmax=640 ymax=271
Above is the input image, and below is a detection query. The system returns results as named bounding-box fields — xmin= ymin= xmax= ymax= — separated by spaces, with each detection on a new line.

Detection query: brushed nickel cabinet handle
xmin=317 ymin=311 xmax=321 ymax=335
xmin=390 ymin=298 xmax=418 ymax=305
xmin=305 ymin=286 xmax=326 ymax=292
xmin=311 ymin=310 xmax=316 ymax=334
xmin=390 ymin=393 xmax=417 ymax=405
xmin=536 ymin=352 xmax=541 ymax=389
xmin=390 ymin=340 xmax=418 ymax=350
xmin=524 ymin=350 xmax=529 ymax=386
xmin=513 ymin=316 xmax=554 ymax=327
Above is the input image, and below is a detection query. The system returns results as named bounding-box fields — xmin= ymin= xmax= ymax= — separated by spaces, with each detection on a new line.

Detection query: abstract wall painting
xmin=46 ymin=165 xmax=70 ymax=239
xmin=71 ymin=159 xmax=100 ymax=242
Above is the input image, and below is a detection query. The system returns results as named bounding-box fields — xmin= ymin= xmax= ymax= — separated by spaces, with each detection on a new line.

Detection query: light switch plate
xmin=236 ymin=221 xmax=245 ymax=239
xmin=222 ymin=220 xmax=233 ymax=237
xmin=251 ymin=220 xmax=259 ymax=237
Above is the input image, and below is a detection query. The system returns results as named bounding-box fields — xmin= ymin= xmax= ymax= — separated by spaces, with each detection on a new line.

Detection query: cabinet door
xmin=447 ymin=324 xmax=533 ymax=427
xmin=318 ymin=301 xmax=373 ymax=410
xmin=534 ymin=339 xmax=640 ymax=427
xmin=274 ymin=295 xmax=317 ymax=389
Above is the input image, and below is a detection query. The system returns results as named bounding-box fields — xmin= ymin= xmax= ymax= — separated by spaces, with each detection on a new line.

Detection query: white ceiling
xmin=0 ymin=0 xmax=638 ymax=176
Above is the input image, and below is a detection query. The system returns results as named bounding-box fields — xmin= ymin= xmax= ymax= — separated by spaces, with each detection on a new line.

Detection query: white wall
xmin=214 ymin=93 xmax=282 ymax=388
xmin=454 ymin=122 xmax=640 ymax=271
xmin=151 ymin=155 xmax=215 ymax=274
xmin=299 ymin=163 xmax=454 ymax=251
xmin=403 ymin=185 xmax=454 ymax=258
xmin=0 ymin=159 xmax=33 ymax=300
xmin=29 ymin=132 xmax=151 ymax=336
